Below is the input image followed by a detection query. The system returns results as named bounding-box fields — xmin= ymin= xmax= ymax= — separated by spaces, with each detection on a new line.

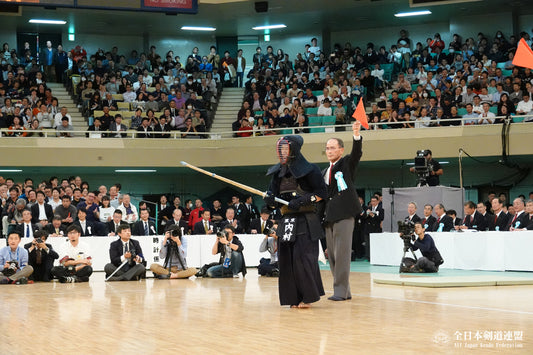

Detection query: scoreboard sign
xmin=0 ymin=0 xmax=198 ymax=13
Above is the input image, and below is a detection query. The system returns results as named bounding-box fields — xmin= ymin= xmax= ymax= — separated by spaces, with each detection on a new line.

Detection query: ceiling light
xmin=29 ymin=19 xmax=67 ymax=25
xmin=0 ymin=169 xmax=22 ymax=172
xmin=394 ymin=10 xmax=431 ymax=17
xmin=181 ymin=26 xmax=216 ymax=31
xmin=252 ymin=24 xmax=286 ymax=30
xmin=115 ymin=169 xmax=157 ymax=173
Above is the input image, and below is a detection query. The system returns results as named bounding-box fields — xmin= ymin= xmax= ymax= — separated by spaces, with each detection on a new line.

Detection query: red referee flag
xmin=352 ymin=97 xmax=369 ymax=129
xmin=513 ymin=38 xmax=533 ymax=70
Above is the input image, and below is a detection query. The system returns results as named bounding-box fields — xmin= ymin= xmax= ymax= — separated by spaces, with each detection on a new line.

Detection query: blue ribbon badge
xmin=334 ymin=171 xmax=348 ymax=192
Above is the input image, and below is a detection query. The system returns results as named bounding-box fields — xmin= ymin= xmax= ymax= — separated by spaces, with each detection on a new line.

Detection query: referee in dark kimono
xmin=322 ymin=121 xmax=363 ymax=301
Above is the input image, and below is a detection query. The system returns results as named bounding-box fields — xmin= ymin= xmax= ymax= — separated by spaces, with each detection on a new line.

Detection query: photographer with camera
xmin=149 ymin=225 xmax=197 ymax=279
xmin=0 ymin=231 xmax=34 ymax=284
xmin=206 ymin=225 xmax=246 ymax=278
xmin=258 ymin=222 xmax=279 ymax=277
xmin=401 ymin=222 xmax=443 ymax=273
xmin=24 ymin=230 xmax=58 ymax=282
xmin=105 ymin=224 xmax=146 ymax=281
xmin=409 ymin=150 xmax=443 ymax=186
xmin=51 ymin=225 xmax=93 ymax=283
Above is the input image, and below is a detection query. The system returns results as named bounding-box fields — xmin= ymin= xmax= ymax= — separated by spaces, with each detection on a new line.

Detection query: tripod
xmin=163 ymin=240 xmax=186 ymax=273
xmin=399 ymin=237 xmax=418 ymax=273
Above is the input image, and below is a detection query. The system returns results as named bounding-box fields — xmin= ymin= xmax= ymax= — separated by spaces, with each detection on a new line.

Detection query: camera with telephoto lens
xmin=3 ymin=261 xmax=18 ymax=277
xmin=216 ymin=230 xmax=228 ymax=239
xmin=263 ymin=226 xmax=277 ymax=237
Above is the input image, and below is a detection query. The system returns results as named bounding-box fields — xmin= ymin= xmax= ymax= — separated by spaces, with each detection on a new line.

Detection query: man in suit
xmin=405 ymin=202 xmax=421 ymax=224
xmin=456 ymin=201 xmax=487 ymax=231
xmin=44 ymin=215 xmax=67 ymax=237
xmin=104 ymin=224 xmax=146 ymax=281
xmin=108 ymin=114 xmax=128 ymax=138
xmin=446 ymin=210 xmax=462 ymax=227
xmin=217 ymin=207 xmax=244 ymax=234
xmin=103 ymin=93 xmax=118 ymax=111
xmin=420 ymin=204 xmax=437 ymax=230
xmin=477 ymin=201 xmax=494 ymax=231
xmin=132 ymin=209 xmax=157 ymax=236
xmin=136 ymin=117 xmax=153 ymax=138
xmin=428 ymin=203 xmax=454 ymax=232
xmin=87 ymin=117 xmax=107 ymax=138
xmin=363 ymin=195 xmax=384 ymax=261
xmin=525 ymin=200 xmax=533 ymax=230
xmin=244 ymin=195 xmax=260 ymax=226
xmin=23 ymin=230 xmax=59 ymax=282
xmin=490 ymin=197 xmax=509 ymax=231
xmin=507 ymin=197 xmax=530 ymax=231
xmin=193 ymin=209 xmax=215 ymax=235
xmin=322 ymin=121 xmax=362 ymax=301
xmin=248 ymin=207 xmax=273 ymax=234
xmin=232 ymin=195 xmax=250 ymax=232
xmin=153 ymin=116 xmax=171 ymax=138
xmin=30 ymin=191 xmax=53 ymax=228
xmin=165 ymin=208 xmax=189 ymax=235
xmin=15 ymin=210 xmax=40 ymax=240
xmin=73 ymin=208 xmax=95 ymax=236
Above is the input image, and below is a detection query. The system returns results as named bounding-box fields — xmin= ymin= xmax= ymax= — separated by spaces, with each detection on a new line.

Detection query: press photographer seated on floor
xmin=206 ymin=225 xmax=246 ymax=278
xmin=149 ymin=224 xmax=197 ymax=279
xmin=400 ymin=222 xmax=443 ymax=273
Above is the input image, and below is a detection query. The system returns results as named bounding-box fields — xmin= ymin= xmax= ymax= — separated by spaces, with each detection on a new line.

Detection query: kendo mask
xmin=276 ymin=137 xmax=294 ymax=165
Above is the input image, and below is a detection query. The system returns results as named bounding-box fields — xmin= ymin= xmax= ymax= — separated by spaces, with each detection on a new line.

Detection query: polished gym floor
xmin=2 ymin=262 xmax=532 ymax=354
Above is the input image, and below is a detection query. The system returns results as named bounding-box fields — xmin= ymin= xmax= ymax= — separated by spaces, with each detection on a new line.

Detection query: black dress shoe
xmin=328 ymin=295 xmax=347 ymax=301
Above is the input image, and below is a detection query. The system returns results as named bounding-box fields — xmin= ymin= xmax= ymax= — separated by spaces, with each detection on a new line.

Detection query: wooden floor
xmin=2 ymin=268 xmax=532 ymax=354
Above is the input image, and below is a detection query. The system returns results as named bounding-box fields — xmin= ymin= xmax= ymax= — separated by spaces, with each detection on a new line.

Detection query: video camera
xmin=397 ymin=220 xmax=416 ymax=250
xmin=414 ymin=150 xmax=433 ymax=186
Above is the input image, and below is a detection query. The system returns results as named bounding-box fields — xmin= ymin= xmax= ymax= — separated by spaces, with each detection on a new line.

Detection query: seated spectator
xmin=193 ymin=209 xmax=215 ymax=235
xmin=103 ymin=92 xmax=118 ymax=111
xmin=30 ymin=190 xmax=53 ymax=228
xmin=56 ymin=116 xmax=74 ymax=137
xmin=118 ymin=194 xmax=138 ymax=224
xmin=317 ymin=98 xmax=333 ymax=116
xmin=7 ymin=116 xmax=27 ymax=137
xmin=154 ymin=116 xmax=171 ymax=138
xmin=237 ymin=118 xmax=253 ymax=137
xmin=191 ymin=109 xmax=206 ymax=132
xmin=136 ymin=117 xmax=153 ymax=138
xmin=498 ymin=93 xmax=516 ymax=116
xmin=54 ymin=195 xmax=77 ymax=227
xmin=394 ymin=73 xmax=411 ymax=93
xmin=74 ymin=208 xmax=95 ymax=237
xmin=15 ymin=209 xmax=39 ymax=239
xmin=132 ymin=209 xmax=157 ymax=236
xmin=35 ymin=104 xmax=53 ymax=128
xmin=44 ymin=215 xmax=66 ymax=237
xmin=180 ymin=117 xmax=198 ymax=138
xmin=206 ymin=225 xmax=246 ymax=278
xmin=87 ymin=117 xmax=105 ymax=138
xmin=0 ymin=231 xmax=34 ymax=284
xmin=51 ymin=224 xmax=93 ymax=283
xmin=455 ymin=201 xmax=488 ymax=231
xmin=516 ymin=94 xmax=533 ymax=115
xmin=302 ymin=88 xmax=317 ymax=108
xmin=104 ymin=224 xmax=146 ymax=281
xmin=150 ymin=225 xmax=197 ymax=279
xmin=129 ymin=108 xmax=144 ymax=130
xmin=23 ymin=230 xmax=58 ymax=282
xmin=106 ymin=210 xmax=129 ymax=236
xmin=108 ymin=114 xmax=128 ymax=138
xmin=478 ymin=102 xmax=495 ymax=125
xmin=415 ymin=107 xmax=432 ymax=128
xmin=122 ymin=83 xmax=136 ymax=102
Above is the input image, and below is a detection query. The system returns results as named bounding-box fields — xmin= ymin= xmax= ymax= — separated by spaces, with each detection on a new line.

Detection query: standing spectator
xmin=40 ymin=40 xmax=56 ymax=82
